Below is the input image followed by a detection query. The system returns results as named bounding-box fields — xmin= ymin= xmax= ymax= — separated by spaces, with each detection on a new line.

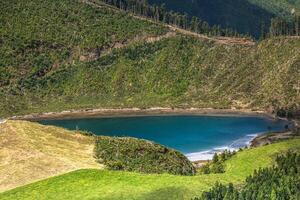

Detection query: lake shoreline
xmin=10 ymin=107 xmax=277 ymax=121
xmin=10 ymin=107 xmax=293 ymax=163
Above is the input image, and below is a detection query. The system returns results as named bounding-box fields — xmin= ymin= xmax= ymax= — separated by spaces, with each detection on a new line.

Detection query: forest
xmin=262 ymin=16 xmax=300 ymax=39
xmin=97 ymin=0 xmax=244 ymax=37
xmin=148 ymin=0 xmax=300 ymax=38
xmin=98 ymin=0 xmax=300 ymax=39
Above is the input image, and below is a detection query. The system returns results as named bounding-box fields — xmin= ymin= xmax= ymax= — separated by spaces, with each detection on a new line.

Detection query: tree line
xmin=194 ymin=151 xmax=300 ymax=200
xmin=98 ymin=0 xmax=245 ymax=38
xmin=261 ymin=15 xmax=300 ymax=39
xmin=98 ymin=0 xmax=300 ymax=40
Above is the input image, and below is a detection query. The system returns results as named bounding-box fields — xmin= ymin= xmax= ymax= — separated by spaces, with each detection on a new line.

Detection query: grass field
xmin=1 ymin=131 xmax=299 ymax=200
xmin=0 ymin=120 xmax=100 ymax=192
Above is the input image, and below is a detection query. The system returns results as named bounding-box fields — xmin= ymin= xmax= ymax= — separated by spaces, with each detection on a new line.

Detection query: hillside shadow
xmin=140 ymin=186 xmax=188 ymax=200
xmin=149 ymin=0 xmax=275 ymax=38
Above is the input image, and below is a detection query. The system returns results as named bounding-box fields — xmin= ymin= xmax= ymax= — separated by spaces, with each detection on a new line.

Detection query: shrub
xmin=199 ymin=151 xmax=235 ymax=174
xmin=94 ymin=136 xmax=196 ymax=175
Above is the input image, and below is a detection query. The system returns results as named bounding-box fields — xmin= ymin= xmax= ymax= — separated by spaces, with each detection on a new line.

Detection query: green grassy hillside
xmin=1 ymin=35 xmax=299 ymax=117
xmin=0 ymin=0 xmax=299 ymax=118
xmin=1 ymin=138 xmax=300 ymax=200
xmin=0 ymin=0 xmax=166 ymax=90
xmin=149 ymin=0 xmax=300 ymax=37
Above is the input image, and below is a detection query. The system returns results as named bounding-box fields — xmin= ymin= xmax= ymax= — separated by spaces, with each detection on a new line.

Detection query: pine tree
xmin=260 ymin=21 xmax=266 ymax=40
xmin=212 ymin=153 xmax=218 ymax=163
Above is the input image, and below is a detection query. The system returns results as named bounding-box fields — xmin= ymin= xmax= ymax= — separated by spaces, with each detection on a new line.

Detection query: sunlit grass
xmin=1 ymin=138 xmax=299 ymax=200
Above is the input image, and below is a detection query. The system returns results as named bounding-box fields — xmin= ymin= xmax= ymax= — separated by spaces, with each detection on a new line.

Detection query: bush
xmin=94 ymin=136 xmax=196 ymax=175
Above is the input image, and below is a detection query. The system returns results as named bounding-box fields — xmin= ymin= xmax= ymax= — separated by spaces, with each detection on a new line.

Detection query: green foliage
xmin=199 ymin=150 xmax=236 ymax=174
xmin=276 ymin=106 xmax=299 ymax=119
xmin=1 ymin=35 xmax=299 ymax=117
xmin=99 ymin=0 xmax=244 ymax=37
xmin=94 ymin=136 xmax=196 ymax=175
xmin=267 ymin=15 xmax=300 ymax=38
xmin=0 ymin=36 xmax=300 ymax=116
xmin=0 ymin=0 xmax=166 ymax=94
xmin=196 ymin=151 xmax=300 ymax=200
xmin=149 ymin=0 xmax=300 ymax=38
xmin=247 ymin=0 xmax=300 ymax=17
xmin=0 ymin=0 xmax=300 ymax=118
xmin=1 ymin=139 xmax=300 ymax=200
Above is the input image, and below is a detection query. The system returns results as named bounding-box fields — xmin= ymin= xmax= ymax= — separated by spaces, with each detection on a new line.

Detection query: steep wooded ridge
xmin=0 ymin=0 xmax=299 ymax=118
xmin=148 ymin=0 xmax=300 ymax=38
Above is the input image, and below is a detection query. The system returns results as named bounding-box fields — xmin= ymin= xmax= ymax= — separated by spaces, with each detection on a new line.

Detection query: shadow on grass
xmin=141 ymin=186 xmax=188 ymax=200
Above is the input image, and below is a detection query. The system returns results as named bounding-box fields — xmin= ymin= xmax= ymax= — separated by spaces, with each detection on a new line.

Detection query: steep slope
xmin=0 ymin=0 xmax=299 ymax=117
xmin=1 ymin=36 xmax=299 ymax=117
xmin=0 ymin=120 xmax=99 ymax=192
xmin=248 ymin=0 xmax=300 ymax=16
xmin=148 ymin=0 xmax=300 ymax=38
xmin=1 ymin=138 xmax=300 ymax=199
xmin=0 ymin=0 xmax=167 ymax=88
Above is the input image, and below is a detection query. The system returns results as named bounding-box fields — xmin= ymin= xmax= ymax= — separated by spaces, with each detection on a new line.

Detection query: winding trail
xmin=77 ymin=0 xmax=255 ymax=62
xmin=82 ymin=0 xmax=255 ymax=46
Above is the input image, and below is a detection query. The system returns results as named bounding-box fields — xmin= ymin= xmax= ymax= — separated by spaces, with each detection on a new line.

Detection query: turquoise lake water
xmin=39 ymin=115 xmax=288 ymax=160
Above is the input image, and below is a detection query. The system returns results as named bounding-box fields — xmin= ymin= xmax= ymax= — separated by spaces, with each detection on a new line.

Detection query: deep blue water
xmin=39 ymin=115 xmax=288 ymax=160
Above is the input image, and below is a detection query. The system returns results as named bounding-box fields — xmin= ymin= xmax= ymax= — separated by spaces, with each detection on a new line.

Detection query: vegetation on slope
xmin=199 ymin=150 xmax=236 ymax=174
xmin=0 ymin=120 xmax=99 ymax=192
xmin=1 ymin=35 xmax=299 ymax=117
xmin=247 ymin=0 xmax=300 ymax=16
xmin=1 ymin=138 xmax=300 ymax=200
xmin=267 ymin=16 xmax=300 ymax=38
xmin=197 ymin=152 xmax=300 ymax=200
xmin=97 ymin=0 xmax=244 ymax=37
xmin=94 ymin=136 xmax=196 ymax=175
xmin=148 ymin=0 xmax=300 ymax=37
xmin=0 ymin=0 xmax=167 ymax=89
xmin=0 ymin=120 xmax=195 ymax=192
xmin=0 ymin=0 xmax=299 ymax=118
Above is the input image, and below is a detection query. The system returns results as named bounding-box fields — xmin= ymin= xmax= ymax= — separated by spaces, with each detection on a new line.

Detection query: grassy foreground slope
xmin=0 ymin=120 xmax=99 ymax=192
xmin=1 ymin=138 xmax=300 ymax=200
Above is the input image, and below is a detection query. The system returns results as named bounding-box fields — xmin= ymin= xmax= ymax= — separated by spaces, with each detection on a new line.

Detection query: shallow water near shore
xmin=39 ymin=115 xmax=288 ymax=161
